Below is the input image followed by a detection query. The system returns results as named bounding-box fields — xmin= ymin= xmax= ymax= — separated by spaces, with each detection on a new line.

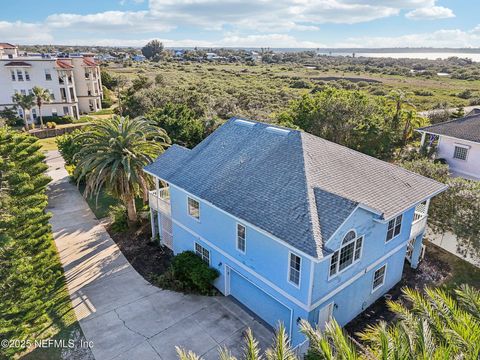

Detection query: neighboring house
xmin=144 ymin=118 xmax=447 ymax=347
xmin=417 ymin=109 xmax=480 ymax=180
xmin=0 ymin=43 xmax=103 ymax=122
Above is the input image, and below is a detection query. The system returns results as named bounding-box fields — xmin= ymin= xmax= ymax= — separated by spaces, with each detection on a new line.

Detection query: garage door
xmin=228 ymin=268 xmax=292 ymax=332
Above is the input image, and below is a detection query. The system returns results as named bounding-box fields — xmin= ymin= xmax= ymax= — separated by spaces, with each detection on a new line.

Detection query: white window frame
xmin=329 ymin=230 xmax=363 ymax=279
xmin=288 ymin=252 xmax=302 ymax=287
xmin=372 ymin=264 xmax=387 ymax=292
xmin=187 ymin=196 xmax=200 ymax=220
xmin=385 ymin=214 xmax=402 ymax=243
xmin=453 ymin=144 xmax=469 ymax=161
xmin=194 ymin=242 xmax=210 ymax=265
xmin=45 ymin=69 xmax=52 ymax=81
xmin=10 ymin=70 xmax=15 ymax=81
xmin=236 ymin=223 xmax=246 ymax=254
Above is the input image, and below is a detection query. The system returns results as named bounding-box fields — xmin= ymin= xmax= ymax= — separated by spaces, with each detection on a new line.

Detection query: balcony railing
xmin=410 ymin=207 xmax=427 ymax=239
xmin=149 ymin=187 xmax=171 ymax=216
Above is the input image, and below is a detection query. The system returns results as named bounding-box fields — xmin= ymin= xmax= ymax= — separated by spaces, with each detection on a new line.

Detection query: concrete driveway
xmin=46 ymin=151 xmax=273 ymax=360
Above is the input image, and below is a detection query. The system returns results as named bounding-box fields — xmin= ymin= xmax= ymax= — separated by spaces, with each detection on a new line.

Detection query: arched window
xmin=329 ymin=230 xmax=363 ymax=277
xmin=342 ymin=230 xmax=356 ymax=244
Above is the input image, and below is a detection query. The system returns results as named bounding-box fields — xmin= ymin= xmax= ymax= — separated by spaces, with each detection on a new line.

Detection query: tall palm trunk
xmin=38 ymin=104 xmax=44 ymax=129
xmin=125 ymin=195 xmax=137 ymax=224
xmin=22 ymin=110 xmax=28 ymax=131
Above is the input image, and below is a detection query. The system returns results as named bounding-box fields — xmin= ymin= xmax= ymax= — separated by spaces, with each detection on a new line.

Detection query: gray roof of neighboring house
xmin=418 ymin=110 xmax=480 ymax=143
xmin=145 ymin=118 xmax=447 ymax=258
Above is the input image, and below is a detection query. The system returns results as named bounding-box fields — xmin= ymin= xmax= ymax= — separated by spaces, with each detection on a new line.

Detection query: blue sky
xmin=1 ymin=0 xmax=479 ymax=48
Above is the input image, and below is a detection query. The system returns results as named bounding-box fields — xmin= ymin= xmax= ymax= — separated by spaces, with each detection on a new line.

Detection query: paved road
xmin=45 ymin=151 xmax=273 ymax=360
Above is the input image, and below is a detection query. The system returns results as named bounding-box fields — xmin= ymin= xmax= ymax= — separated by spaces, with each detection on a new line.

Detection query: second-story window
xmin=187 ymin=197 xmax=200 ymax=219
xmin=17 ymin=70 xmax=23 ymax=81
xmin=386 ymin=214 xmax=402 ymax=242
xmin=236 ymin=224 xmax=246 ymax=253
xmin=25 ymin=70 xmax=30 ymax=81
xmin=11 ymin=70 xmax=15 ymax=81
xmin=288 ymin=253 xmax=301 ymax=286
xmin=45 ymin=69 xmax=52 ymax=81
xmin=329 ymin=230 xmax=363 ymax=277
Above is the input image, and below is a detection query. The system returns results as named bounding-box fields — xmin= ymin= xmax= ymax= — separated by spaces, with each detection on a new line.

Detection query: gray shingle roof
xmin=145 ymin=118 xmax=447 ymax=258
xmin=418 ymin=111 xmax=480 ymax=143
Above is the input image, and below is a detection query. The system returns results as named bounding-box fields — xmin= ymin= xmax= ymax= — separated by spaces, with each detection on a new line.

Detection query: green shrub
xmin=108 ymin=204 xmax=129 ymax=232
xmin=153 ymin=251 xmax=219 ymax=295
xmin=56 ymin=129 xmax=83 ymax=166
xmin=42 ymin=115 xmax=74 ymax=124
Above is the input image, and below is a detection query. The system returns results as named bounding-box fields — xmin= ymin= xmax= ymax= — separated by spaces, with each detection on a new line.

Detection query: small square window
xmin=188 ymin=197 xmax=200 ymax=219
xmin=453 ymin=146 xmax=468 ymax=161
xmin=236 ymin=224 xmax=246 ymax=253
xmin=372 ymin=265 xmax=386 ymax=291
xmin=195 ymin=243 xmax=210 ymax=264
xmin=289 ymin=253 xmax=301 ymax=286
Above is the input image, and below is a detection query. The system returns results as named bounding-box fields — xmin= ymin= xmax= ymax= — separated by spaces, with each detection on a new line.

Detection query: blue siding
xmin=229 ymin=269 xmax=292 ymax=333
xmin=160 ymin=183 xmax=423 ymax=347
xmin=169 ymin=185 xmax=311 ymax=345
xmin=311 ymin=206 xmax=415 ymax=305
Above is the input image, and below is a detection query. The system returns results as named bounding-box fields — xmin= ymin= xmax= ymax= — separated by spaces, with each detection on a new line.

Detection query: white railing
xmin=149 ymin=187 xmax=171 ymax=216
xmin=410 ymin=212 xmax=427 ymax=238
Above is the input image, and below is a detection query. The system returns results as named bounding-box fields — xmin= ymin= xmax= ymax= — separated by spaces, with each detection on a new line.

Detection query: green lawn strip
xmin=37 ymin=137 xmax=58 ymax=152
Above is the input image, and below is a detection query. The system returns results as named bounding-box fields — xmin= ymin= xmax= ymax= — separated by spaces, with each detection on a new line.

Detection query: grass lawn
xmin=37 ymin=137 xmax=58 ymax=151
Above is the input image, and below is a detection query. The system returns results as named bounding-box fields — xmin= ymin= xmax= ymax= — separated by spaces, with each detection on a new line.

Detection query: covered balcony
xmin=410 ymin=201 xmax=428 ymax=239
xmin=148 ymin=186 xmax=171 ymax=216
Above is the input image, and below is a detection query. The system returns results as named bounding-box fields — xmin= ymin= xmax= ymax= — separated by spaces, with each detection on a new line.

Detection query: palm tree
xmin=387 ymin=90 xmax=414 ymax=129
xmin=402 ymin=110 xmax=428 ymax=145
xmin=74 ymin=116 xmax=170 ymax=223
xmin=177 ymin=323 xmax=295 ymax=360
xmin=12 ymin=93 xmax=35 ymax=130
xmin=299 ymin=285 xmax=480 ymax=359
xmin=32 ymin=86 xmax=51 ymax=129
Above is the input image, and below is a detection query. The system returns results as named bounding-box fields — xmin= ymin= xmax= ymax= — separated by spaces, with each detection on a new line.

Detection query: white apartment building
xmin=0 ymin=43 xmax=103 ymax=124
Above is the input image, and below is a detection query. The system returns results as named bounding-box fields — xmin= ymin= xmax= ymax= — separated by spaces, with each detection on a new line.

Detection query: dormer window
xmin=329 ymin=230 xmax=363 ymax=277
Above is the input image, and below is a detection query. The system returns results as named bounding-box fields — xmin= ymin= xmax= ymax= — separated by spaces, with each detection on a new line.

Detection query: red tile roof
xmin=4 ymin=61 xmax=31 ymax=67
xmin=83 ymin=58 xmax=97 ymax=67
xmin=0 ymin=43 xmax=17 ymax=49
xmin=56 ymin=59 xmax=74 ymax=69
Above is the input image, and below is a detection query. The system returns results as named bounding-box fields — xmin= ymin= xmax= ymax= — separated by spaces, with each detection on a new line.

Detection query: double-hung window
xmin=187 ymin=197 xmax=200 ymax=219
xmin=45 ymin=69 xmax=52 ymax=81
xmin=288 ymin=253 xmax=301 ymax=286
xmin=25 ymin=70 xmax=30 ymax=81
xmin=17 ymin=70 xmax=23 ymax=81
xmin=372 ymin=265 xmax=386 ymax=291
xmin=236 ymin=224 xmax=246 ymax=253
xmin=195 ymin=243 xmax=210 ymax=264
xmin=453 ymin=145 xmax=468 ymax=161
xmin=10 ymin=70 xmax=15 ymax=81
xmin=329 ymin=231 xmax=363 ymax=277
xmin=386 ymin=214 xmax=402 ymax=242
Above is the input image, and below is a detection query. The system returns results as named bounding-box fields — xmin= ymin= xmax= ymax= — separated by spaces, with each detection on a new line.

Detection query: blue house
xmin=144 ymin=118 xmax=447 ymax=348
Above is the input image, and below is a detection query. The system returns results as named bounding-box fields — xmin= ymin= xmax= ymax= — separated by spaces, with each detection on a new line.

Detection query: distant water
xmin=317 ymin=52 xmax=480 ymax=62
